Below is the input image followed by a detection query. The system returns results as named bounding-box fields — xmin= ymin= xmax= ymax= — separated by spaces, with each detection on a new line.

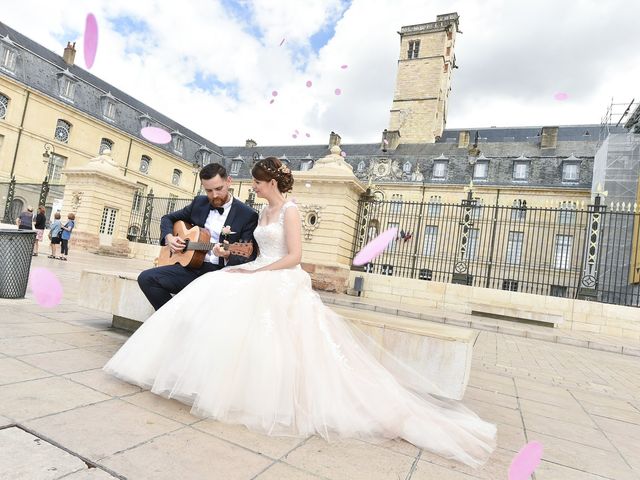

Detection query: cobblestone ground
xmin=0 ymin=251 xmax=638 ymax=479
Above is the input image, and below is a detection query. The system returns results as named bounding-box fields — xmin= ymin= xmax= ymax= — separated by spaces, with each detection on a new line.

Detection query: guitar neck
xmin=187 ymin=241 xmax=218 ymax=251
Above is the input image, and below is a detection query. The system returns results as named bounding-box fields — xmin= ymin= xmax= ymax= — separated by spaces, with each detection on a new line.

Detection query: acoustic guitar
xmin=156 ymin=221 xmax=253 ymax=268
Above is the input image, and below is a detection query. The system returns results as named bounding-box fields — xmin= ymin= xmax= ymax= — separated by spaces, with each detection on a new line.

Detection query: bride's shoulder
xmin=282 ymin=200 xmax=298 ymax=211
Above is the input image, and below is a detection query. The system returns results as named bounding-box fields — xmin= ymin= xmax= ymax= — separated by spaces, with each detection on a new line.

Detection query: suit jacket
xmin=160 ymin=196 xmax=259 ymax=267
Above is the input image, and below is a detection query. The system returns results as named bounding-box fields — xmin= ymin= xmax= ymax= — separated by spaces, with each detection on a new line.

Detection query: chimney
xmin=245 ymin=139 xmax=257 ymax=148
xmin=540 ymin=126 xmax=559 ymax=149
xmin=381 ymin=129 xmax=401 ymax=151
xmin=328 ymin=131 xmax=341 ymax=148
xmin=457 ymin=130 xmax=470 ymax=149
xmin=63 ymin=42 xmax=76 ymax=66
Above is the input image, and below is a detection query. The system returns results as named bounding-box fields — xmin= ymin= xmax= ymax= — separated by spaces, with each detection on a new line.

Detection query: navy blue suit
xmin=138 ymin=196 xmax=259 ymax=310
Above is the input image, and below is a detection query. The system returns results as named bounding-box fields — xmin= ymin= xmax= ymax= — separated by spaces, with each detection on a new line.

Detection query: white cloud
xmin=2 ymin=0 xmax=639 ymax=147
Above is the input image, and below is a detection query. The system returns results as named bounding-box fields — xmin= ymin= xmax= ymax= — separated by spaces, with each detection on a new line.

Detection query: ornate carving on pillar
xmin=298 ymin=204 xmax=323 ymax=240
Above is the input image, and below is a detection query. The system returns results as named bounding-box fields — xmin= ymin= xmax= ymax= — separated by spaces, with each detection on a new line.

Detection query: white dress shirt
xmin=204 ymin=196 xmax=234 ymax=264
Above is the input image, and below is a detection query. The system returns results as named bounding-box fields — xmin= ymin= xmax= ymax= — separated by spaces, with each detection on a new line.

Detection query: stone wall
xmin=347 ymin=271 xmax=640 ymax=340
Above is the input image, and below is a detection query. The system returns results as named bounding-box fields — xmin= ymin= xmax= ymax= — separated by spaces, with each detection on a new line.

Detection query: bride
xmin=104 ymin=156 xmax=496 ymax=468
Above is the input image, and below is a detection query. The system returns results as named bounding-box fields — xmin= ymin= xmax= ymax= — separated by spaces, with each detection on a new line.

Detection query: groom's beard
xmin=211 ymin=193 xmax=230 ymax=208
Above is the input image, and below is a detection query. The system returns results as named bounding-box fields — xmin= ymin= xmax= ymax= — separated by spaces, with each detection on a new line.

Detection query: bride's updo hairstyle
xmin=251 ymin=156 xmax=294 ymax=193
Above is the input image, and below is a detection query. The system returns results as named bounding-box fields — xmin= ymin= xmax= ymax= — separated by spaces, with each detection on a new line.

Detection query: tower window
xmin=408 ymin=40 xmax=420 ymax=59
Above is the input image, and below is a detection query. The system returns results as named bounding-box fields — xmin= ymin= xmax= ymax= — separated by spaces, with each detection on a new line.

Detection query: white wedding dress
xmin=104 ymin=201 xmax=496 ymax=467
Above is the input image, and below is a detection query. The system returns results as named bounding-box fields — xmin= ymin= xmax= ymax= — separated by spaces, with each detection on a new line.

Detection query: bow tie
xmin=210 ymin=206 xmax=225 ymax=214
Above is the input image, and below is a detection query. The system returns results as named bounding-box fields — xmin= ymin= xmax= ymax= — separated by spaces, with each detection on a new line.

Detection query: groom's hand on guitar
xmin=213 ymin=241 xmax=231 ymax=259
xmin=165 ymin=234 xmax=186 ymax=254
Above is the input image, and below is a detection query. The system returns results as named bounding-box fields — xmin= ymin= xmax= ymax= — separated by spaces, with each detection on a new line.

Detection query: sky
xmin=2 ymin=0 xmax=639 ymax=146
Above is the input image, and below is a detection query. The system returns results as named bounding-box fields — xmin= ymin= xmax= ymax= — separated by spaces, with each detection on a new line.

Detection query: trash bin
xmin=0 ymin=229 xmax=36 ymax=299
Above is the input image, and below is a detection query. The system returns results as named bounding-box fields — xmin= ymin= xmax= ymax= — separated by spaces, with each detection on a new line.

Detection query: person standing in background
xmin=59 ymin=212 xmax=75 ymax=261
xmin=33 ymin=206 xmax=46 ymax=256
xmin=16 ymin=206 xmax=34 ymax=230
xmin=48 ymin=212 xmax=62 ymax=259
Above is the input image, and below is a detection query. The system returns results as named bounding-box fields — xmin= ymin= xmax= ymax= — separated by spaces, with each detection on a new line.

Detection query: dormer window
xmin=513 ymin=156 xmax=530 ymax=181
xmin=473 ymin=160 xmax=489 ymax=180
xmin=357 ymin=160 xmax=366 ymax=173
xmin=139 ymin=114 xmax=152 ymax=129
xmin=57 ymin=70 xmax=77 ymax=101
xmin=562 ymin=155 xmax=580 ymax=182
xmin=300 ymin=159 xmax=313 ymax=171
xmin=432 ymin=155 xmax=448 ymax=180
xmin=407 ymin=40 xmax=420 ymax=59
xmin=100 ymin=93 xmax=117 ymax=121
xmin=171 ymin=131 xmax=184 ymax=155
xmin=231 ymin=158 xmax=242 ymax=174
xmin=196 ymin=146 xmax=212 ymax=166
xmin=402 ymin=161 xmax=412 ymax=174
xmin=0 ymin=37 xmax=18 ymax=73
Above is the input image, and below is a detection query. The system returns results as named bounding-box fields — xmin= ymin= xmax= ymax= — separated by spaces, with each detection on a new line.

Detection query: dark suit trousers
xmin=138 ymin=262 xmax=222 ymax=310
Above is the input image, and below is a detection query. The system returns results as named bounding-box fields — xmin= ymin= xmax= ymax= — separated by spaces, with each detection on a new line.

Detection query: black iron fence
xmin=1 ymin=179 xmax=65 ymax=224
xmin=351 ymin=192 xmax=640 ymax=307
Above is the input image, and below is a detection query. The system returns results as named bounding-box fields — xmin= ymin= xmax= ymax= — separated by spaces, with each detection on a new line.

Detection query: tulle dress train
xmin=104 ymin=202 xmax=495 ymax=468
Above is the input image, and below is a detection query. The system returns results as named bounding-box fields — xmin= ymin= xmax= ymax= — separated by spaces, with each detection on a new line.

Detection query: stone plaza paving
xmin=0 ymin=251 xmax=639 ymax=479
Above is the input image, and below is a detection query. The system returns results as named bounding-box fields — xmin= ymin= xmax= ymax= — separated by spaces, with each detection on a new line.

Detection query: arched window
xmin=54 ymin=119 xmax=71 ymax=143
xmin=0 ymin=93 xmax=8 ymax=119
xmin=139 ymin=155 xmax=151 ymax=174
xmin=99 ymin=138 xmax=114 ymax=154
xmin=402 ymin=161 xmax=412 ymax=173
xmin=172 ymin=169 xmax=182 ymax=186
xmin=357 ymin=160 xmax=366 ymax=173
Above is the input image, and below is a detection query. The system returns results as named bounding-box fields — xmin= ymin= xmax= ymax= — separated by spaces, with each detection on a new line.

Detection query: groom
xmin=138 ymin=162 xmax=258 ymax=310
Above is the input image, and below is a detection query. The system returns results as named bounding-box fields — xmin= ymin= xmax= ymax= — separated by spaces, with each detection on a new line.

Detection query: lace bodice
xmin=253 ymin=201 xmax=297 ymax=260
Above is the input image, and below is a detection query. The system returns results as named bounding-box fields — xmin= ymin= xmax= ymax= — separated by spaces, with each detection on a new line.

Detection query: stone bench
xmin=469 ymin=302 xmax=564 ymax=326
xmin=78 ymin=269 xmax=476 ymax=400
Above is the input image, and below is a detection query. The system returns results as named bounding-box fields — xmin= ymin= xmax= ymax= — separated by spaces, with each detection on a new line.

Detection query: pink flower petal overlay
xmin=341 ymin=64 xmax=348 ymax=69
xmin=84 ymin=13 xmax=99 ymax=69
xmin=554 ymin=92 xmax=568 ymax=101
xmin=508 ymin=441 xmax=544 ymax=480
xmin=353 ymin=228 xmax=398 ymax=266
xmin=279 ymin=38 xmax=285 ymax=47
xmin=340 ymin=151 xmax=347 ymax=157
xmin=29 ymin=267 xmax=63 ymax=308
xmin=140 ymin=127 xmax=171 ymax=144
xmin=334 ymin=88 xmax=342 ymax=96
xmin=305 ymin=133 xmax=310 ymax=137
xmin=272 ymin=90 xmax=278 ymax=97
xmin=306 ymin=80 xmax=312 ymax=87
xmin=269 ymin=99 xmax=275 ymax=104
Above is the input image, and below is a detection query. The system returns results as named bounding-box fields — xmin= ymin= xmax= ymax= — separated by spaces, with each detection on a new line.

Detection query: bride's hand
xmin=225 ymin=268 xmax=252 ymax=274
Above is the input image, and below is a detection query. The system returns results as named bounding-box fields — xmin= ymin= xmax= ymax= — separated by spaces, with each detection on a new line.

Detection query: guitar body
xmin=157 ymin=222 xmax=210 ymax=268
xmin=156 ymin=221 xmax=253 ymax=268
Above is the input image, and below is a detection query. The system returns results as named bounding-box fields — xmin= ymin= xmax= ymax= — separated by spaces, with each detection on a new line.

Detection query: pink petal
xmin=554 ymin=92 xmax=568 ymax=101
xmin=272 ymin=90 xmax=278 ymax=97
xmin=305 ymin=133 xmax=310 ymax=137
xmin=353 ymin=228 xmax=398 ymax=266
xmin=509 ymin=441 xmax=544 ymax=480
xmin=341 ymin=64 xmax=348 ymax=69
xmin=84 ymin=13 xmax=98 ymax=69
xmin=340 ymin=151 xmax=347 ymax=157
xmin=306 ymin=80 xmax=313 ymax=87
xmin=383 ymin=139 xmax=389 ymax=145
xmin=140 ymin=127 xmax=171 ymax=144
xmin=29 ymin=267 xmax=63 ymax=308
xmin=292 ymin=134 xmax=297 ymax=138
xmin=279 ymin=38 xmax=285 ymax=46
xmin=334 ymin=88 xmax=342 ymax=96
xmin=269 ymin=99 xmax=275 ymax=104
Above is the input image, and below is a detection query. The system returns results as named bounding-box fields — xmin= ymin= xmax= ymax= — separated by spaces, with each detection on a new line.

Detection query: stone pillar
xmin=61 ymin=149 xmax=138 ymax=256
xmin=291 ymin=145 xmax=366 ymax=292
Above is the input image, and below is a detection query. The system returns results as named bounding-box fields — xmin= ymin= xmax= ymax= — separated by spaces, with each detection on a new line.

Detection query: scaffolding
xmin=598 ymin=98 xmax=639 ymax=146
